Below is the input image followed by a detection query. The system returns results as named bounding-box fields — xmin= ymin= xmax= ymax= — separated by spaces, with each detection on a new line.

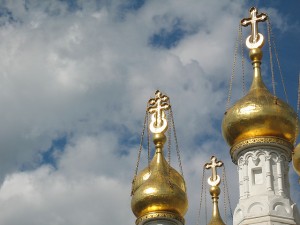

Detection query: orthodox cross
xmin=241 ymin=7 xmax=267 ymax=47
xmin=205 ymin=156 xmax=223 ymax=183
xmin=148 ymin=90 xmax=170 ymax=134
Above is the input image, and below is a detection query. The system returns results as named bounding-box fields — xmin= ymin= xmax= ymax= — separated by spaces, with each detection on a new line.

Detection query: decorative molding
xmin=230 ymin=137 xmax=293 ymax=163
xmin=136 ymin=212 xmax=184 ymax=225
xmin=233 ymin=146 xmax=298 ymax=225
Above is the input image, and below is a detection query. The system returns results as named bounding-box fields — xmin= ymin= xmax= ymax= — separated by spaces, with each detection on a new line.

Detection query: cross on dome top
xmin=241 ymin=7 xmax=268 ymax=49
xmin=205 ymin=156 xmax=223 ymax=186
xmin=148 ymin=90 xmax=170 ymax=134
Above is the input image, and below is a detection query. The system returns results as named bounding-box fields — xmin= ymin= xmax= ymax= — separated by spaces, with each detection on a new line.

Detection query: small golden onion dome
xmin=222 ymin=48 xmax=298 ymax=149
xmin=293 ymin=143 xmax=300 ymax=178
xmin=131 ymin=133 xmax=188 ymax=219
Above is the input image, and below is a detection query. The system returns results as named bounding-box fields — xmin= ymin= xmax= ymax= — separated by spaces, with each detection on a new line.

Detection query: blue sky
xmin=0 ymin=1 xmax=299 ymax=224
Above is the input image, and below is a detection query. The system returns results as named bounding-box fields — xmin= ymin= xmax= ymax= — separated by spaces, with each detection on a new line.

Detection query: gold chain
xmin=222 ymin=167 xmax=227 ymax=224
xmin=167 ymin=110 xmax=172 ymax=188
xmin=147 ymin=112 xmax=150 ymax=171
xmin=131 ymin=109 xmax=148 ymax=195
xmin=267 ymin=18 xmax=276 ymax=97
xmin=223 ymin=165 xmax=233 ymax=218
xmin=226 ymin=24 xmax=241 ymax=111
xmin=240 ymin=25 xmax=246 ymax=96
xmin=170 ymin=106 xmax=184 ymax=176
xmin=295 ymin=74 xmax=300 ymax=146
xmin=269 ymin=20 xmax=288 ymax=102
xmin=196 ymin=166 xmax=207 ymax=225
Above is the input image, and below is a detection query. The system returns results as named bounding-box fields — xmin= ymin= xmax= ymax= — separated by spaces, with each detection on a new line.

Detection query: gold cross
xmin=205 ymin=156 xmax=223 ymax=182
xmin=148 ymin=90 xmax=170 ymax=133
xmin=241 ymin=7 xmax=267 ymax=44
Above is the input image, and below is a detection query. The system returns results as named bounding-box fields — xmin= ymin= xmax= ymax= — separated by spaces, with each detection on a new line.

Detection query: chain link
xmin=240 ymin=25 xmax=246 ymax=96
xmin=196 ymin=166 xmax=207 ymax=225
xmin=295 ymin=74 xmax=300 ymax=146
xmin=131 ymin=109 xmax=148 ymax=196
xmin=269 ymin=19 xmax=288 ymax=103
xmin=223 ymin=165 xmax=233 ymax=218
xmin=167 ymin=110 xmax=172 ymax=188
xmin=267 ymin=19 xmax=276 ymax=98
xmin=147 ymin=111 xmax=151 ymax=171
xmin=222 ymin=166 xmax=227 ymax=224
xmin=226 ymin=24 xmax=241 ymax=111
xmin=170 ymin=106 xmax=184 ymax=176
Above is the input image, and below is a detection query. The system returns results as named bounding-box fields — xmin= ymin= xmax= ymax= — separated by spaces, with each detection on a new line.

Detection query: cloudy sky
xmin=0 ymin=0 xmax=299 ymax=224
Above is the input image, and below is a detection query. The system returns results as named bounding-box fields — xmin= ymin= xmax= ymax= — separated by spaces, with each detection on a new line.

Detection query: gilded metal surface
xmin=222 ymin=48 xmax=298 ymax=150
xmin=135 ymin=211 xmax=184 ymax=225
xmin=230 ymin=136 xmax=293 ymax=163
xmin=293 ymin=144 xmax=300 ymax=180
xmin=131 ymin=133 xmax=188 ymax=219
xmin=131 ymin=90 xmax=188 ymax=220
xmin=241 ymin=7 xmax=267 ymax=49
xmin=148 ymin=90 xmax=170 ymax=134
xmin=205 ymin=156 xmax=226 ymax=225
xmin=205 ymin=156 xmax=223 ymax=186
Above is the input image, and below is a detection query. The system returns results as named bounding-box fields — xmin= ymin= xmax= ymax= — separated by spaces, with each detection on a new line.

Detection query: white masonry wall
xmin=233 ymin=144 xmax=299 ymax=225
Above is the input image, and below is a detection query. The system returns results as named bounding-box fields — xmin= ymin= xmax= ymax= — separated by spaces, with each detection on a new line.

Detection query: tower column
xmin=277 ymin=156 xmax=284 ymax=196
xmin=232 ymin=141 xmax=297 ymax=225
xmin=242 ymin=161 xmax=249 ymax=197
xmin=265 ymin=153 xmax=272 ymax=191
xmin=238 ymin=164 xmax=244 ymax=199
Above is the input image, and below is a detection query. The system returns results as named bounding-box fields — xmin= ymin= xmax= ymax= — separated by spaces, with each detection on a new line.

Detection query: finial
xmin=205 ymin=156 xmax=223 ymax=186
xmin=241 ymin=7 xmax=268 ymax=49
xmin=148 ymin=90 xmax=170 ymax=134
xmin=205 ymin=156 xmax=225 ymax=225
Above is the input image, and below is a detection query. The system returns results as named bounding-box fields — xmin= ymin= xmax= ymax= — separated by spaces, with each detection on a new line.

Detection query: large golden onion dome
xmin=293 ymin=144 xmax=300 ymax=180
xmin=131 ymin=133 xmax=188 ymax=222
xmin=222 ymin=48 xmax=298 ymax=150
xmin=131 ymin=90 xmax=188 ymax=224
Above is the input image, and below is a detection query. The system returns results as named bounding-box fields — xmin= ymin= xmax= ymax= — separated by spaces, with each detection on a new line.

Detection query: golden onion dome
xmin=293 ymin=143 xmax=300 ymax=179
xmin=131 ymin=133 xmax=188 ymax=220
xmin=222 ymin=48 xmax=298 ymax=150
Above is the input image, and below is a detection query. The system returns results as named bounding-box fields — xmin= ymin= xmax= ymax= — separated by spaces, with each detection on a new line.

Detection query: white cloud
xmin=0 ymin=0 xmax=298 ymax=224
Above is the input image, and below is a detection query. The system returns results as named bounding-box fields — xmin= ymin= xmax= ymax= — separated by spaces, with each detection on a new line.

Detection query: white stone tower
xmin=222 ymin=7 xmax=300 ymax=225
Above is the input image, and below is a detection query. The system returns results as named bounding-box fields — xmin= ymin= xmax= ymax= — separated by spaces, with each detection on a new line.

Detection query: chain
xmin=295 ymin=74 xmax=300 ymax=146
xmin=267 ymin=18 xmax=276 ymax=98
xmin=223 ymin=165 xmax=233 ymax=218
xmin=240 ymin=25 xmax=246 ymax=96
xmin=268 ymin=19 xmax=288 ymax=103
xmin=131 ymin=109 xmax=148 ymax=196
xmin=196 ymin=166 xmax=207 ymax=225
xmin=170 ymin=106 xmax=184 ymax=176
xmin=167 ymin=110 xmax=172 ymax=187
xmin=222 ymin=166 xmax=227 ymax=224
xmin=146 ymin=111 xmax=151 ymax=171
xmin=226 ymin=24 xmax=241 ymax=111
xmin=168 ymin=110 xmax=171 ymax=166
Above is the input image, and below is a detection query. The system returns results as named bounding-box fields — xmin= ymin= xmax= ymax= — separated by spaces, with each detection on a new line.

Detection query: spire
xmin=205 ymin=156 xmax=226 ymax=225
xmin=222 ymin=7 xmax=298 ymax=159
xmin=241 ymin=7 xmax=268 ymax=91
xmin=131 ymin=90 xmax=188 ymax=225
xmin=222 ymin=7 xmax=300 ymax=225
